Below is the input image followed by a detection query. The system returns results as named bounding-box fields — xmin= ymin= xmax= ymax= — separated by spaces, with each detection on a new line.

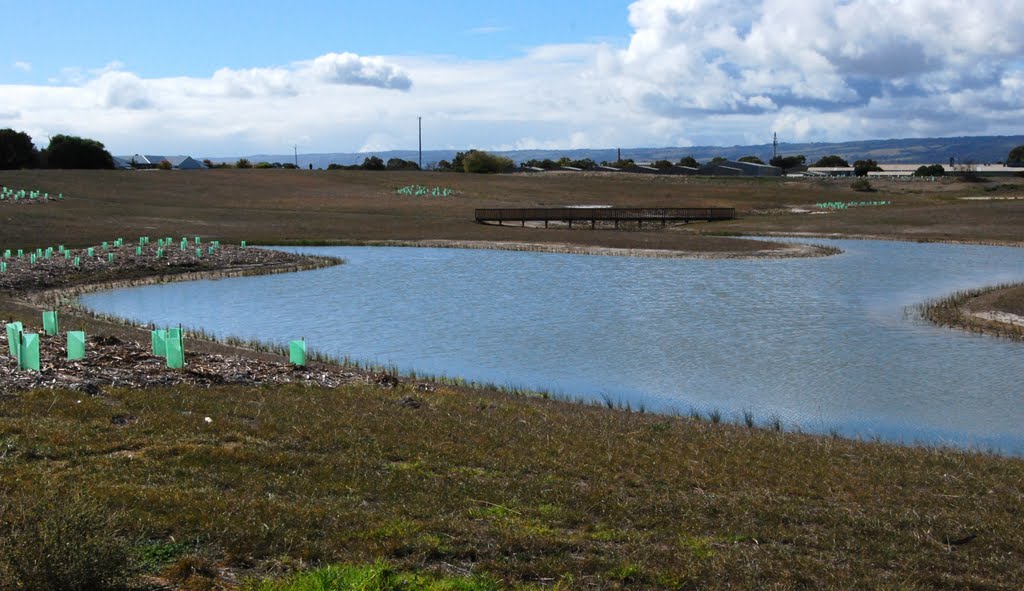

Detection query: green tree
xmin=462 ymin=150 xmax=513 ymax=173
xmin=235 ymin=158 xmax=252 ymax=169
xmin=913 ymin=164 xmax=945 ymax=177
xmin=361 ymin=156 xmax=385 ymax=170
xmin=678 ymin=155 xmax=699 ymax=168
xmin=523 ymin=158 xmax=558 ymax=170
xmin=42 ymin=134 xmax=114 ymax=169
xmin=653 ymin=159 xmax=674 ymax=169
xmin=708 ymin=156 xmax=728 ymax=165
xmin=812 ymin=155 xmax=850 ymax=167
xmin=570 ymin=158 xmax=596 ymax=170
xmin=386 ymin=157 xmax=420 ymax=170
xmin=0 ymin=128 xmax=38 ymax=169
xmin=738 ymin=155 xmax=764 ymax=165
xmin=853 ymin=159 xmax=883 ymax=176
xmin=255 ymin=161 xmax=274 ymax=169
xmin=450 ymin=151 xmax=469 ymax=172
xmin=1007 ymin=145 xmax=1024 ymax=165
xmin=770 ymin=155 xmax=806 ymax=169
xmin=157 ymin=159 xmax=172 ymax=170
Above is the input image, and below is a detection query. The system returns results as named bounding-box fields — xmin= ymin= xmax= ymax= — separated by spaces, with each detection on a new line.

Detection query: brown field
xmin=2 ymin=169 xmax=1023 ymax=253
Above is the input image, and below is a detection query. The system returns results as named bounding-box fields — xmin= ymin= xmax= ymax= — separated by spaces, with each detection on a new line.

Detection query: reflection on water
xmin=80 ymin=240 xmax=1024 ymax=454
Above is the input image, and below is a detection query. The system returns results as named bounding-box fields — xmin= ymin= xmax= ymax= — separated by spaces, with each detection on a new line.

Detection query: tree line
xmin=0 ymin=128 xmax=115 ymax=170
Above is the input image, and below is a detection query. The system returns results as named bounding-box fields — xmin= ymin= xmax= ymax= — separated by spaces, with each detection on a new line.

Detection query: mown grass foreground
xmin=2 ymin=382 xmax=1022 ymax=589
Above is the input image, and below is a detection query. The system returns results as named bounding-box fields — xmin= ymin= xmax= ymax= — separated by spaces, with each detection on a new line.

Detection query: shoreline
xmin=276 ymin=238 xmax=840 ymax=259
xmin=921 ymin=282 xmax=1024 ymax=341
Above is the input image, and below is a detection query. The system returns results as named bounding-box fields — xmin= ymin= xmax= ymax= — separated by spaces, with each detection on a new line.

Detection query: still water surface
xmin=80 ymin=240 xmax=1024 ymax=453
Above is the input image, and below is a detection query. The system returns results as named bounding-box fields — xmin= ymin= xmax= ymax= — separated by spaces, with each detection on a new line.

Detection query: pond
xmin=79 ymin=239 xmax=1024 ymax=454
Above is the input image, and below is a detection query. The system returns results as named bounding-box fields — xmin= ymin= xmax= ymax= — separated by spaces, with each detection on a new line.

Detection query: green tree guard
xmin=6 ymin=322 xmax=23 ymax=358
xmin=289 ymin=339 xmax=307 ymax=367
xmin=166 ymin=328 xmax=184 ymax=368
xmin=18 ymin=332 xmax=40 ymax=371
xmin=151 ymin=329 xmax=167 ymax=357
xmin=42 ymin=311 xmax=58 ymax=336
xmin=67 ymin=331 xmax=86 ymax=360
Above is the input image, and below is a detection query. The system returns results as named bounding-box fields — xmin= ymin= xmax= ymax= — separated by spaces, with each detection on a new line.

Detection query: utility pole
xmin=293 ymin=145 xmax=298 ymax=168
xmin=418 ymin=117 xmax=422 ymax=170
xmin=772 ymin=133 xmax=778 ymax=160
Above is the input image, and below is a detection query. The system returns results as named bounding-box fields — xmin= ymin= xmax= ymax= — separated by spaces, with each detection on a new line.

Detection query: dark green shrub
xmin=0 ymin=489 xmax=131 ymax=591
xmin=462 ymin=150 xmax=513 ymax=173
xmin=850 ymin=178 xmax=874 ymax=192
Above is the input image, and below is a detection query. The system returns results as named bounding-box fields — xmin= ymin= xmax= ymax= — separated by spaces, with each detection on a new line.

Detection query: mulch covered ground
xmin=0 ymin=240 xmax=399 ymax=393
xmin=0 ymin=326 xmax=370 ymax=393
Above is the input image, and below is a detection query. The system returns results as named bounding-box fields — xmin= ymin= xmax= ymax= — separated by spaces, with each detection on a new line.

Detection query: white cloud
xmin=1 ymin=3 xmax=1023 ymax=156
xmin=309 ymin=52 xmax=412 ymax=90
xmin=13 ymin=61 xmax=31 ymax=72
xmin=469 ymin=26 xmax=506 ymax=35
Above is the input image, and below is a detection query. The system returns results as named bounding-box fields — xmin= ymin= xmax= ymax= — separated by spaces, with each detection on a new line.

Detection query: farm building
xmin=115 ymin=154 xmax=207 ymax=170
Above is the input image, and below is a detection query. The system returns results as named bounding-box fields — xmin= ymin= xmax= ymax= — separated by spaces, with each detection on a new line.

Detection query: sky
xmin=2 ymin=0 xmax=1023 ymax=157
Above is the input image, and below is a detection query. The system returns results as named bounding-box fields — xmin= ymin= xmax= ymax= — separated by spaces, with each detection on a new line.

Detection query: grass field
xmin=2 ymin=383 xmax=1023 ymax=590
xmin=1 ymin=169 xmax=1023 ymax=252
xmin=2 ymin=169 xmax=1024 ymax=589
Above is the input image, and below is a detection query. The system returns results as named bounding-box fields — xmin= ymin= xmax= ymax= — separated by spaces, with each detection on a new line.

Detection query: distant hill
xmin=205 ymin=135 xmax=1024 ymax=170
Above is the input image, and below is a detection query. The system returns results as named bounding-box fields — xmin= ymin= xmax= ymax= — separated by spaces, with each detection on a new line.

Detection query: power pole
xmin=418 ymin=116 xmax=422 ymax=170
xmin=294 ymin=145 xmax=298 ymax=168
xmin=772 ymin=133 xmax=778 ymax=160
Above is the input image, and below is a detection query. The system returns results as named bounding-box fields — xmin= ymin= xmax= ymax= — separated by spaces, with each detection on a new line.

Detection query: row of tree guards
xmin=394 ymin=185 xmax=455 ymax=197
xmin=1 ymin=185 xmax=65 ymax=202
xmin=0 ymin=235 xmax=250 ymax=273
xmin=815 ymin=200 xmax=892 ymax=210
xmin=5 ymin=312 xmax=308 ymax=371
xmin=5 ymin=312 xmax=83 ymax=371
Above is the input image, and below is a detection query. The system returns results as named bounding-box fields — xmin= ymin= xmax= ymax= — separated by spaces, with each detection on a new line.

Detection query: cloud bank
xmin=2 ymin=0 xmax=1022 ymax=155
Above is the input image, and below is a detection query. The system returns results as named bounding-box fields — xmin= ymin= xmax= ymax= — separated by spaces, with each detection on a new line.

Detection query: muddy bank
xmin=0 ymin=326 xmax=374 ymax=393
xmin=0 ymin=242 xmax=367 ymax=393
xmin=922 ymin=283 xmax=1024 ymax=341
xmin=333 ymin=238 xmax=839 ymax=259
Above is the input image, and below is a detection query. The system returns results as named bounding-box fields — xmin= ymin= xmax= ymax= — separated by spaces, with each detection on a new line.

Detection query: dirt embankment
xmin=923 ymin=283 xmax=1024 ymax=340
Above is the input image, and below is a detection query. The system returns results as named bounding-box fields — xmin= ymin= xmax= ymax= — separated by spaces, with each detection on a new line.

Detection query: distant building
xmin=699 ymin=160 xmax=782 ymax=177
xmin=115 ymin=154 xmax=207 ymax=170
xmin=806 ymin=166 xmax=856 ymax=177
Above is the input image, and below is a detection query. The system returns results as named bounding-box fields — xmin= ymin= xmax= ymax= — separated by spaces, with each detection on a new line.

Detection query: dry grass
xmin=2 ymin=170 xmax=1023 ymax=254
xmin=1 ymin=383 xmax=1022 ymax=589
xmin=923 ymin=284 xmax=1024 ymax=340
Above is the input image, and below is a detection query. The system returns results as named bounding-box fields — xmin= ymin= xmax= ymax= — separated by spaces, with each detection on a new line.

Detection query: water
xmin=79 ymin=240 xmax=1024 ymax=454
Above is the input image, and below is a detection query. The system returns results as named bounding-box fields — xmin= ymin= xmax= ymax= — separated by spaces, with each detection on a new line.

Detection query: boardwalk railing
xmin=474 ymin=207 xmax=736 ymax=229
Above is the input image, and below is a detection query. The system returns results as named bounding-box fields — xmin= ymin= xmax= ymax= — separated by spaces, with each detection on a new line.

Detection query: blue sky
xmin=2 ymin=0 xmax=1023 ymax=157
xmin=3 ymin=1 xmax=631 ymax=81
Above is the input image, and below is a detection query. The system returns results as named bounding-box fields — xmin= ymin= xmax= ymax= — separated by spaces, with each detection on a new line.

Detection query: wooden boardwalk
xmin=474 ymin=207 xmax=736 ymax=229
